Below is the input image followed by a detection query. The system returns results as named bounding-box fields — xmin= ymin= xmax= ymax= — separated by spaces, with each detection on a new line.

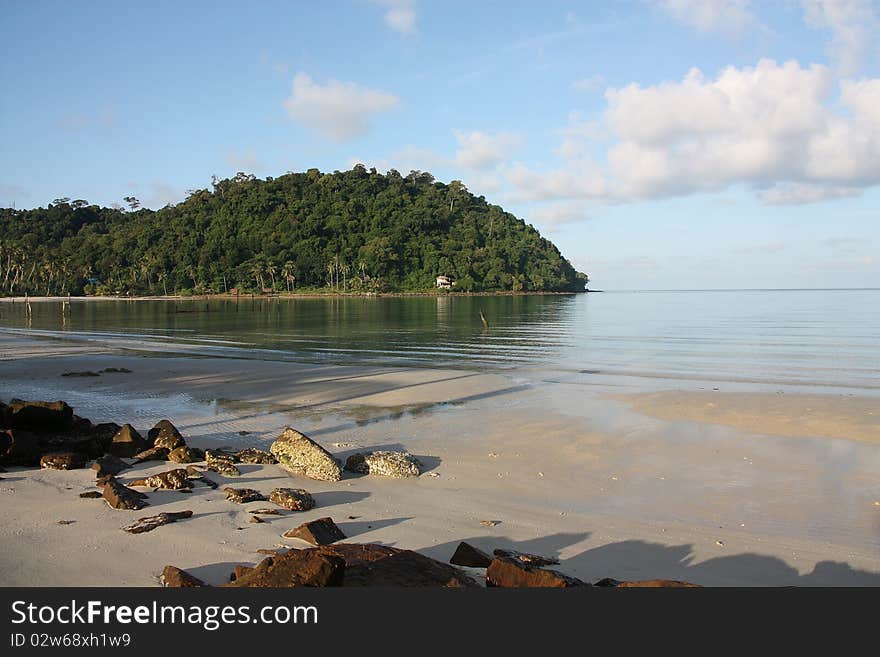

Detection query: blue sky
xmin=1 ymin=0 xmax=878 ymax=289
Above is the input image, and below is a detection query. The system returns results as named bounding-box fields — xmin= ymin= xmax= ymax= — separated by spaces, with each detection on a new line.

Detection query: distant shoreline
xmin=0 ymin=290 xmax=589 ymax=303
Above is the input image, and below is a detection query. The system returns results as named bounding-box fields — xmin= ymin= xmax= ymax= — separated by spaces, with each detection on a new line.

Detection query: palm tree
xmin=157 ymin=271 xmax=168 ymax=296
xmin=281 ymin=260 xmax=296 ymax=292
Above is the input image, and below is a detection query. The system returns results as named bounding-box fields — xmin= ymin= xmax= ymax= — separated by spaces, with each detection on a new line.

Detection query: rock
xmin=102 ymin=477 xmax=149 ymax=510
xmin=161 ymin=565 xmax=205 ymax=588
xmin=450 ymin=542 xmax=493 ymax=568
xmin=0 ymin=428 xmax=40 ymax=466
xmin=269 ymin=487 xmax=315 ymax=511
xmin=230 ymin=565 xmax=255 ymax=581
xmin=235 ymin=448 xmax=276 ymax=464
xmin=40 ymin=451 xmax=87 ymax=470
xmin=79 ymin=491 xmax=103 ymax=499
xmin=269 ymin=427 xmax=341 ymax=482
xmin=130 ymin=468 xmax=192 ymax=490
xmin=90 ymin=422 xmax=122 ymax=452
xmin=593 ymin=578 xmax=621 ymax=587
xmin=224 ymin=487 xmax=266 ymax=504
xmin=615 ymin=580 xmax=702 ymax=588
xmin=205 ymin=450 xmax=241 ymax=477
xmin=122 ymin=510 xmax=193 ymax=534
xmin=107 ymin=424 xmax=148 ymax=458
xmin=480 ymin=520 xmax=500 ymax=527
xmin=168 ymin=446 xmax=203 ymax=463
xmin=132 ymin=446 xmax=169 ymax=462
xmin=344 ymin=450 xmax=422 ymax=478
xmin=283 ymin=517 xmax=346 ymax=546
xmin=249 ymin=516 xmax=265 ymax=524
xmin=225 ymin=549 xmax=345 ymax=588
xmin=485 ymin=557 xmax=586 ymax=588
xmin=92 ymin=454 xmax=130 ymax=478
xmin=61 ymin=370 xmax=100 ymax=377
xmin=185 ymin=467 xmax=218 ymax=489
xmin=493 ymin=549 xmax=560 ymax=567
xmin=101 ymin=367 xmax=132 ymax=374
xmin=249 ymin=508 xmax=283 ymax=515
xmin=321 ymin=543 xmax=478 ymax=587
xmin=148 ymin=420 xmax=185 ymax=451
xmin=6 ymin=400 xmax=74 ymax=432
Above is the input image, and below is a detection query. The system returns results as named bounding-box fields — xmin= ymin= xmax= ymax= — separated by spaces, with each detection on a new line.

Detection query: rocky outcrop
xmin=0 ymin=428 xmax=40 ymax=466
xmin=224 ymin=487 xmax=266 ymax=504
xmin=92 ymin=454 xmax=129 ymax=478
xmin=235 ymin=448 xmax=276 ymax=464
xmin=485 ymin=557 xmax=586 ymax=588
xmin=168 ymin=446 xmax=203 ymax=463
xmin=161 ymin=565 xmax=205 ymax=587
xmin=269 ymin=487 xmax=315 ymax=511
xmin=321 ymin=543 xmax=477 ymax=587
xmin=493 ymin=549 xmax=560 ymax=567
xmin=205 ymin=450 xmax=241 ymax=477
xmin=122 ymin=511 xmax=193 ymax=534
xmin=5 ymin=400 xmax=74 ymax=432
xmin=130 ymin=468 xmax=192 ymax=490
xmin=344 ymin=451 xmax=422 ymax=478
xmin=450 ymin=542 xmax=493 ymax=568
xmin=148 ymin=420 xmax=185 ymax=451
xmin=269 ymin=427 xmax=341 ymax=482
xmin=283 ymin=517 xmax=346 ymax=546
xmin=225 ymin=549 xmax=345 ymax=588
xmin=230 ymin=565 xmax=255 ymax=581
xmin=107 ymin=424 xmax=148 ymax=458
xmin=604 ymin=579 xmax=701 ymax=588
xmin=40 ymin=451 xmax=87 ymax=470
xmin=102 ymin=477 xmax=149 ymax=510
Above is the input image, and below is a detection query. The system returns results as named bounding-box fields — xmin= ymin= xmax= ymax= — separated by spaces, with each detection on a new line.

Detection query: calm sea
xmin=1 ymin=290 xmax=878 ymax=391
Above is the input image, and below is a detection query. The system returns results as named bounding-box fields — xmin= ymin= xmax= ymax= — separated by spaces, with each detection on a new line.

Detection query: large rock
xmin=148 ymin=420 xmax=185 ymax=451
xmin=107 ymin=424 xmax=148 ymax=458
xmin=283 ymin=517 xmax=346 ymax=545
xmin=493 ymin=549 xmax=560 ymax=567
xmin=0 ymin=428 xmax=40 ymax=466
xmin=269 ymin=487 xmax=315 ymax=511
xmin=40 ymin=451 xmax=87 ymax=470
xmin=205 ymin=450 xmax=241 ymax=477
xmin=224 ymin=487 xmax=266 ymax=503
xmin=132 ymin=446 xmax=169 ymax=462
xmin=6 ymin=400 xmax=74 ymax=432
xmin=322 ymin=543 xmax=478 ymax=587
xmin=92 ymin=454 xmax=130 ymax=478
xmin=269 ymin=427 xmax=341 ymax=482
xmin=161 ymin=565 xmax=205 ymax=587
xmin=344 ymin=451 xmax=422 ymax=478
xmin=90 ymin=422 xmax=123 ymax=452
xmin=235 ymin=448 xmax=276 ymax=464
xmin=102 ymin=478 xmax=149 ymax=510
xmin=130 ymin=468 xmax=192 ymax=490
xmin=485 ymin=557 xmax=586 ymax=588
xmin=225 ymin=549 xmax=345 ymax=588
xmin=450 ymin=542 xmax=493 ymax=568
xmin=168 ymin=446 xmax=204 ymax=463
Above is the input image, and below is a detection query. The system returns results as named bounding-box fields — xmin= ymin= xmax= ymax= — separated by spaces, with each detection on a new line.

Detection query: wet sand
xmin=0 ymin=332 xmax=878 ymax=586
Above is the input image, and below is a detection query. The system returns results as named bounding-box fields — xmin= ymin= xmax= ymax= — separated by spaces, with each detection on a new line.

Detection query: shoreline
xmin=1 ymin=333 xmax=878 ymax=586
xmin=1 ymin=290 xmax=588 ymax=303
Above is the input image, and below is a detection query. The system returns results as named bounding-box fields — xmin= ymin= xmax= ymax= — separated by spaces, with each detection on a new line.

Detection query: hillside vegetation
xmin=0 ymin=167 xmax=588 ymax=296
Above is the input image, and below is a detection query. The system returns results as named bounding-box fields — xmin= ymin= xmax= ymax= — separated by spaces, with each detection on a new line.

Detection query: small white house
xmin=436 ymin=275 xmax=455 ymax=289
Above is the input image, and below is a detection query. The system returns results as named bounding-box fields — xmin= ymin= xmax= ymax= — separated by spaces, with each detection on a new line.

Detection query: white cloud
xmin=801 ymin=0 xmax=879 ymax=75
xmin=507 ymin=59 xmax=880 ymax=205
xmin=654 ymin=0 xmax=763 ymax=35
xmin=283 ymin=73 xmax=399 ymax=141
xmin=372 ymin=0 xmax=416 ymax=35
xmin=453 ymin=130 xmax=521 ymax=170
xmin=529 ymin=202 xmax=591 ymax=226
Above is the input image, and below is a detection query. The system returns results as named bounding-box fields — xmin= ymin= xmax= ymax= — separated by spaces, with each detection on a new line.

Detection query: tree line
xmin=0 ymin=166 xmax=589 ymax=296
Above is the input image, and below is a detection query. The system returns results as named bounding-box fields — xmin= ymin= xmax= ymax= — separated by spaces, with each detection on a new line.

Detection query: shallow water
xmin=1 ymin=289 xmax=879 ymax=391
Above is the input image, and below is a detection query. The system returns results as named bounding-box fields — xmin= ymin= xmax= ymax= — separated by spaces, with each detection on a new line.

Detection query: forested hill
xmin=0 ymin=167 xmax=588 ymax=296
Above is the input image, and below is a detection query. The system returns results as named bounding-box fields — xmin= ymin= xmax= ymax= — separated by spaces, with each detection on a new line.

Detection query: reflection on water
xmin=1 ymin=289 xmax=878 ymax=390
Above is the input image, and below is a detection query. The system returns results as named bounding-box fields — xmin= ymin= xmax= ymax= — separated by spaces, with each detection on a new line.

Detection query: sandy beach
xmin=1 ymin=331 xmax=878 ymax=586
